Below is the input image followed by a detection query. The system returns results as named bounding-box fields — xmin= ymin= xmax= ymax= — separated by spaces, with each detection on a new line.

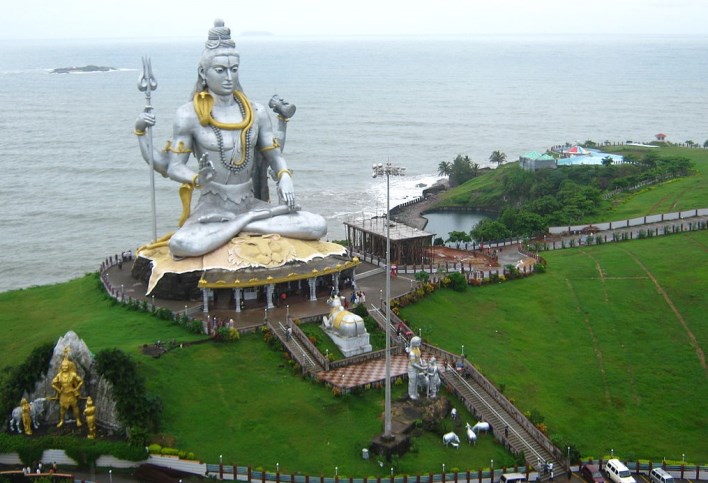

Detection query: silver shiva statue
xmin=134 ymin=19 xmax=327 ymax=258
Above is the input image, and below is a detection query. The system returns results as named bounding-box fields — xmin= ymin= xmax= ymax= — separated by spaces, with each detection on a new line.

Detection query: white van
xmin=500 ymin=473 xmax=527 ymax=483
xmin=604 ymin=459 xmax=636 ymax=483
xmin=649 ymin=468 xmax=674 ymax=483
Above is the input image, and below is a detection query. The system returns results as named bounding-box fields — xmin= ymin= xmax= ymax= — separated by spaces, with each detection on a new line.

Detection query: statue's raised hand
xmin=196 ymin=155 xmax=215 ymax=187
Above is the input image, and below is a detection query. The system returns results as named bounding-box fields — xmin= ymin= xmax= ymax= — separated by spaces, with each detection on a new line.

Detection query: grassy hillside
xmin=431 ymin=145 xmax=708 ymax=224
xmin=400 ymin=230 xmax=708 ymax=464
xmin=601 ymin=145 xmax=708 ymax=219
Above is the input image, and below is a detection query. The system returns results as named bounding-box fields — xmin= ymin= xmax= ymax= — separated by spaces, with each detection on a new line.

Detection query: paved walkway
xmin=104 ymin=259 xmax=419 ymax=331
xmin=319 ymin=353 xmax=409 ymax=389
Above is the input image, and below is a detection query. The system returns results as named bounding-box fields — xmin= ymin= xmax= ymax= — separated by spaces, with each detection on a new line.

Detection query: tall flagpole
xmin=372 ymin=162 xmax=406 ymax=439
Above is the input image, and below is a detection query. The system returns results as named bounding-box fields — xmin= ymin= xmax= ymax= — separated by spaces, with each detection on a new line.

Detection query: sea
xmin=1 ymin=34 xmax=707 ymax=293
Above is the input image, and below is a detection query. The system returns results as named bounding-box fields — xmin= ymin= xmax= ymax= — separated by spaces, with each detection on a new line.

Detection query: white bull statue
xmin=465 ymin=422 xmax=478 ymax=445
xmin=472 ymin=421 xmax=491 ymax=434
xmin=442 ymin=431 xmax=460 ymax=448
xmin=322 ymin=296 xmax=366 ymax=337
xmin=9 ymin=397 xmax=47 ymax=434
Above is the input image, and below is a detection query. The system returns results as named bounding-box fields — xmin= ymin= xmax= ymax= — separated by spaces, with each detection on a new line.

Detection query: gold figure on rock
xmin=84 ymin=397 xmax=96 ymax=439
xmin=20 ymin=398 xmax=32 ymax=435
xmin=51 ymin=348 xmax=83 ymax=428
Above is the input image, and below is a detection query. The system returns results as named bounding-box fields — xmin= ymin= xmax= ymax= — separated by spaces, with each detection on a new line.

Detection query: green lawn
xmin=400 ymin=230 xmax=708 ymax=464
xmin=0 ymin=275 xmax=517 ymax=476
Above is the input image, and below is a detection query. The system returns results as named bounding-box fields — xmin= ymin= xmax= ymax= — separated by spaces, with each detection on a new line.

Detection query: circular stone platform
xmin=131 ymin=232 xmax=358 ymax=300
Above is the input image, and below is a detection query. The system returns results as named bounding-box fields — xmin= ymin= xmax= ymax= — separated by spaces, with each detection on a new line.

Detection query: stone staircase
xmin=270 ymin=320 xmax=325 ymax=374
xmin=442 ymin=368 xmax=563 ymax=473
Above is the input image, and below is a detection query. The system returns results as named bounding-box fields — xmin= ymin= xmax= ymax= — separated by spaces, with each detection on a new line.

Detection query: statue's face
xmin=204 ymin=55 xmax=240 ymax=96
xmin=61 ymin=360 xmax=69 ymax=372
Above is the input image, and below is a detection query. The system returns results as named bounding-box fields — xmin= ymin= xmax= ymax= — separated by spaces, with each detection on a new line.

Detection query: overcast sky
xmin=2 ymin=0 xmax=707 ymax=40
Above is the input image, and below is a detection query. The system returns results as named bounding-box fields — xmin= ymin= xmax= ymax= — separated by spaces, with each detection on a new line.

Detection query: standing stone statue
xmin=134 ymin=19 xmax=327 ymax=258
xmin=427 ymin=357 xmax=441 ymax=398
xmin=407 ymin=336 xmax=428 ymax=400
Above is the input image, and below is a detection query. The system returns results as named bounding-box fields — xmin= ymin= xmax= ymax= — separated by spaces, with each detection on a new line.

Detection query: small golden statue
xmin=20 ymin=398 xmax=32 ymax=435
xmin=84 ymin=397 xmax=96 ymax=439
xmin=51 ymin=348 xmax=83 ymax=428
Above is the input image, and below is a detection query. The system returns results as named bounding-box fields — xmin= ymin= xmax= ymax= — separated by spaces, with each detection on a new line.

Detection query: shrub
xmin=447 ymin=272 xmax=467 ymax=292
xmin=0 ymin=342 xmax=54 ymax=418
xmin=94 ymin=348 xmax=163 ymax=443
xmin=0 ymin=433 xmax=146 ymax=466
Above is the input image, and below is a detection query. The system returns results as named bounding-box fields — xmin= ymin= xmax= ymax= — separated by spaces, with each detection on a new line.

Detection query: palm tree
xmin=437 ymin=160 xmax=453 ymax=177
xmin=489 ymin=150 xmax=507 ymax=167
xmin=471 ymin=163 xmax=480 ymax=177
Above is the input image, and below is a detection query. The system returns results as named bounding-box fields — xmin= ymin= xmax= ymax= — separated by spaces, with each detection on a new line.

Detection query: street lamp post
xmin=372 ymin=162 xmax=405 ymax=440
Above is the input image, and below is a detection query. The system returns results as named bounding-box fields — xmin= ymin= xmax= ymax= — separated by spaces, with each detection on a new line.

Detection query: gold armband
xmin=133 ymin=129 xmax=145 ymax=136
xmin=276 ymin=115 xmax=290 ymax=123
xmin=168 ymin=141 xmax=192 ymax=154
xmin=277 ymin=169 xmax=293 ymax=181
xmin=259 ymin=139 xmax=281 ymax=152
xmin=192 ymin=174 xmax=201 ymax=189
xmin=162 ymin=140 xmax=192 ymax=154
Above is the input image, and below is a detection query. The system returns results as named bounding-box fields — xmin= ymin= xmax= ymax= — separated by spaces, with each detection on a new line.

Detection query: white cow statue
xmin=465 ymin=422 xmax=478 ymax=445
xmin=442 ymin=431 xmax=460 ymax=448
xmin=9 ymin=398 xmax=47 ymax=433
xmin=472 ymin=421 xmax=491 ymax=434
xmin=322 ymin=296 xmax=366 ymax=337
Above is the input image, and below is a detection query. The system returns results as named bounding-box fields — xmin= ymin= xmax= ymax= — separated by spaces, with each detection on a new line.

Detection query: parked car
xmin=604 ymin=459 xmax=636 ymax=483
xmin=649 ymin=468 xmax=674 ymax=483
xmin=500 ymin=473 xmax=527 ymax=483
xmin=581 ymin=463 xmax=607 ymax=483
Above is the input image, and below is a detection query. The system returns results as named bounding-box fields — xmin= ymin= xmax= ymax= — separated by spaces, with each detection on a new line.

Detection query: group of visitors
xmin=21 ymin=462 xmax=58 ymax=474
xmin=348 ymin=290 xmax=366 ymax=307
xmin=206 ymin=315 xmax=235 ymax=335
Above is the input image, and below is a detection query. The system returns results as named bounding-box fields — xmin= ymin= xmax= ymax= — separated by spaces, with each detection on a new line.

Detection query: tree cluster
xmin=94 ymin=348 xmax=163 ymax=445
xmin=438 ymin=155 xmax=481 ymax=187
xmin=448 ymin=150 xmax=694 ymax=241
xmin=0 ymin=343 xmax=54 ymax=420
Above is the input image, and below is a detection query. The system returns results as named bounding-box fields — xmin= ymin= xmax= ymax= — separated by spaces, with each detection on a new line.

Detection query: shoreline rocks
xmin=51 ymin=65 xmax=117 ymax=74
